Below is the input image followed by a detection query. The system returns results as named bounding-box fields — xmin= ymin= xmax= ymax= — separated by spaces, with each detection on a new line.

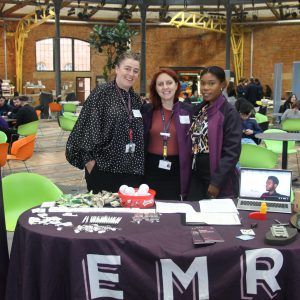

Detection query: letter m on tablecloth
xmin=159 ymin=257 xmax=209 ymax=300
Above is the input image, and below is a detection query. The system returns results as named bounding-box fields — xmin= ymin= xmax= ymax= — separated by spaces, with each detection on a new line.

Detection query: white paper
xmin=155 ymin=201 xmax=196 ymax=214
xmin=199 ymin=198 xmax=238 ymax=213
xmin=185 ymin=212 xmax=241 ymax=225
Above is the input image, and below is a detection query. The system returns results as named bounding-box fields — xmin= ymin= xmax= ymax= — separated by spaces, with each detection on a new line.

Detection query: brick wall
xmin=0 ymin=21 xmax=299 ymax=96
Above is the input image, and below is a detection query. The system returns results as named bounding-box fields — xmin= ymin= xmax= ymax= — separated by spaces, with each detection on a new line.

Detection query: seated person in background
xmin=8 ymin=95 xmax=38 ymax=127
xmin=281 ymin=100 xmax=300 ymax=122
xmin=182 ymin=92 xmax=192 ymax=104
xmin=239 ymin=100 xmax=262 ymax=144
xmin=0 ymin=115 xmax=16 ymax=143
xmin=261 ymin=176 xmax=284 ymax=199
xmin=279 ymin=93 xmax=297 ymax=113
xmin=0 ymin=96 xmax=12 ymax=116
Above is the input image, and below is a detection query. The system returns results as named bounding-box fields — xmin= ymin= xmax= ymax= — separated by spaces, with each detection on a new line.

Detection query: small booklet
xmin=191 ymin=226 xmax=224 ymax=245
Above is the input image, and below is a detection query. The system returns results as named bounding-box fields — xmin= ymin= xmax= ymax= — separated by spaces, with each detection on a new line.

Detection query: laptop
xmin=237 ymin=168 xmax=292 ymax=214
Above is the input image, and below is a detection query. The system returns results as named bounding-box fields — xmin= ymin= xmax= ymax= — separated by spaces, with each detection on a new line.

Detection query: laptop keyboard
xmin=240 ymin=200 xmax=289 ymax=209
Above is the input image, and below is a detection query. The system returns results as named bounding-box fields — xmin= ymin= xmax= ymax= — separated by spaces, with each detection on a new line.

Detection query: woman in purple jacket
xmin=142 ymin=69 xmax=193 ymax=200
xmin=188 ymin=66 xmax=242 ymax=200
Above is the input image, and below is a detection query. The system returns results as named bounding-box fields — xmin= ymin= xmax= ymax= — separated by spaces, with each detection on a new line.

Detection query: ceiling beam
xmin=265 ymin=0 xmax=281 ymax=19
xmin=2 ymin=0 xmax=32 ymax=17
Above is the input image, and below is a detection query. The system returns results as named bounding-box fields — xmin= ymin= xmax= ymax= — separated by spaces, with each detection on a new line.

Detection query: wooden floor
xmin=2 ymin=118 xmax=87 ymax=195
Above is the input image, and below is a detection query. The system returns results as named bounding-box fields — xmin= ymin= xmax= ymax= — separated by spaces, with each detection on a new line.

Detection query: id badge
xmin=132 ymin=109 xmax=142 ymax=118
xmin=180 ymin=115 xmax=190 ymax=124
xmin=158 ymin=159 xmax=172 ymax=170
xmin=125 ymin=143 xmax=136 ymax=153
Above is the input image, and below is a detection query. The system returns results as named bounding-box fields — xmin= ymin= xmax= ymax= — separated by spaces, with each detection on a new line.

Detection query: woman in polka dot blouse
xmin=66 ymin=52 xmax=144 ymax=193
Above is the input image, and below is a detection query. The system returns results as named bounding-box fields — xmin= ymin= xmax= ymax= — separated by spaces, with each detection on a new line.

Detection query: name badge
xmin=158 ymin=159 xmax=172 ymax=170
xmin=132 ymin=109 xmax=142 ymax=118
xmin=160 ymin=132 xmax=171 ymax=138
xmin=180 ymin=115 xmax=190 ymax=124
xmin=125 ymin=143 xmax=136 ymax=154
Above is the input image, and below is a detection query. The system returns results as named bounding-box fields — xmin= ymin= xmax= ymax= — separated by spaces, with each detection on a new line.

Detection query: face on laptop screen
xmin=240 ymin=168 xmax=291 ymax=202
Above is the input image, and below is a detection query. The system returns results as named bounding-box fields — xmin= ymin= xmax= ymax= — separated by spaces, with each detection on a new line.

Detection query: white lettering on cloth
xmin=243 ymin=248 xmax=283 ymax=298
xmin=87 ymin=254 xmax=123 ymax=300
xmin=160 ymin=257 xmax=209 ymax=300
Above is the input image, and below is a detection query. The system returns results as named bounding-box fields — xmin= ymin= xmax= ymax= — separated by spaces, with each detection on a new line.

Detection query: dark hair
xmin=292 ymin=100 xmax=300 ymax=110
xmin=149 ymin=68 xmax=181 ymax=109
xmin=235 ymin=97 xmax=248 ymax=112
xmin=227 ymin=81 xmax=236 ymax=97
xmin=0 ymin=96 xmax=6 ymax=101
xmin=268 ymin=176 xmax=279 ymax=186
xmin=15 ymin=95 xmax=29 ymax=102
xmin=116 ymin=51 xmax=140 ymax=66
xmin=287 ymin=93 xmax=297 ymax=103
xmin=200 ymin=66 xmax=225 ymax=83
xmin=239 ymin=101 xmax=254 ymax=115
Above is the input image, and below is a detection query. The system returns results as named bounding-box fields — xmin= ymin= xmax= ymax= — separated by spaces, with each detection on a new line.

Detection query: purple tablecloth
xmin=5 ymin=205 xmax=300 ymax=300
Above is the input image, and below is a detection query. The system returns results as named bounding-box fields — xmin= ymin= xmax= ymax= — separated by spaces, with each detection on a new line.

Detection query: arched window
xmin=36 ymin=39 xmax=54 ymax=71
xmin=35 ymin=38 xmax=90 ymax=71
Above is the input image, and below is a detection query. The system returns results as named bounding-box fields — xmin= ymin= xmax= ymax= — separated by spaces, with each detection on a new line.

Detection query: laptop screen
xmin=239 ymin=168 xmax=292 ymax=202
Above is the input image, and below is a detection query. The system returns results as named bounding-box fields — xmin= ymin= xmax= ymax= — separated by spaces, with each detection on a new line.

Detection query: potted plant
xmin=89 ymin=20 xmax=138 ymax=82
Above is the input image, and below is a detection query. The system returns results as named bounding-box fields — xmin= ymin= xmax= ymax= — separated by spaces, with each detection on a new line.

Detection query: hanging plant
xmin=89 ymin=20 xmax=138 ymax=82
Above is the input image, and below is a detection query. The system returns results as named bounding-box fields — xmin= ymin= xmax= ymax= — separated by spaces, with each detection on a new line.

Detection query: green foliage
xmin=89 ymin=20 xmax=138 ymax=81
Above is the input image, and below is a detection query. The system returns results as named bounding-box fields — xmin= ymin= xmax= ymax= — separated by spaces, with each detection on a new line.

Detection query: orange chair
xmin=49 ymin=102 xmax=62 ymax=119
xmin=36 ymin=110 xmax=41 ymax=119
xmin=0 ymin=143 xmax=9 ymax=167
xmin=7 ymin=134 xmax=36 ymax=172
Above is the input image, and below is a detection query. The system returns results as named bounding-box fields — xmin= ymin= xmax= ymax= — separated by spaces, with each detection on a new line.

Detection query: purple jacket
xmin=0 ymin=116 xmax=9 ymax=130
xmin=194 ymin=94 xmax=242 ymax=198
xmin=142 ymin=101 xmax=193 ymax=199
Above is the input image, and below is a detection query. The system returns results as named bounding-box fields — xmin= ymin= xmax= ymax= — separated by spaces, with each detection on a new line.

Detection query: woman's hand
xmin=207 ymin=184 xmax=220 ymax=199
xmin=85 ymin=160 xmax=95 ymax=174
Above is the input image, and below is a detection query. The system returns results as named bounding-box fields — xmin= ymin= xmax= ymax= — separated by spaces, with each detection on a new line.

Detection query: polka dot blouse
xmin=66 ymin=80 xmax=144 ymax=175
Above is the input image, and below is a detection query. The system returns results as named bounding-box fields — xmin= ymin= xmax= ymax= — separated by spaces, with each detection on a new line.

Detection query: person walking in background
xmin=226 ymin=81 xmax=237 ymax=106
xmin=264 ymin=85 xmax=272 ymax=99
xmin=142 ymin=69 xmax=193 ymax=200
xmin=188 ymin=66 xmax=241 ymax=200
xmin=254 ymin=78 xmax=263 ymax=101
xmin=281 ymin=100 xmax=300 ymax=122
xmin=66 ymin=51 xmax=144 ymax=194
xmin=245 ymin=77 xmax=258 ymax=107
xmin=236 ymin=78 xmax=246 ymax=98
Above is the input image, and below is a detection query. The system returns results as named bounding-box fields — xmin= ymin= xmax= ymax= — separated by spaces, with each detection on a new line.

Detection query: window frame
xmin=35 ymin=37 xmax=91 ymax=72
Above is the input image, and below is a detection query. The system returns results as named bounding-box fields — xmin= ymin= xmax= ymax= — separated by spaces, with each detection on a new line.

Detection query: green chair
xmin=0 ymin=131 xmax=7 ymax=143
xmin=239 ymin=144 xmax=278 ymax=169
xmin=262 ymin=128 xmax=299 ymax=174
xmin=57 ymin=115 xmax=76 ymax=143
xmin=17 ymin=120 xmax=39 ymax=136
xmin=255 ymin=112 xmax=269 ymax=131
xmin=63 ymin=103 xmax=77 ymax=113
xmin=2 ymin=172 xmax=63 ymax=231
xmin=63 ymin=112 xmax=78 ymax=122
xmin=281 ymin=119 xmax=300 ymax=132
xmin=255 ymin=112 xmax=268 ymax=123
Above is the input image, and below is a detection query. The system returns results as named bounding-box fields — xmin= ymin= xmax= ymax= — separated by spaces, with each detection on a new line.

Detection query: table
xmin=256 ymin=132 xmax=300 ymax=169
xmin=5 ymin=204 xmax=300 ymax=300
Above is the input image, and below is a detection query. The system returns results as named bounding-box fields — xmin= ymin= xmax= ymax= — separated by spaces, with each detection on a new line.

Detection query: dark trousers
xmin=85 ymin=164 xmax=143 ymax=194
xmin=188 ymin=153 xmax=211 ymax=201
xmin=144 ymin=153 xmax=181 ymax=200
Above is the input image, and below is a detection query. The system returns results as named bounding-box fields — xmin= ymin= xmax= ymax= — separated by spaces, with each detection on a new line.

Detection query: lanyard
xmin=116 ymin=83 xmax=133 ymax=143
xmin=160 ymin=108 xmax=174 ymax=159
